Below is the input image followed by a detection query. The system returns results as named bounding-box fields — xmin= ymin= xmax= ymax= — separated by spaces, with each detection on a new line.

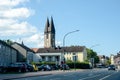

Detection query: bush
xmin=66 ymin=62 xmax=90 ymax=69
xmin=32 ymin=62 xmax=56 ymax=66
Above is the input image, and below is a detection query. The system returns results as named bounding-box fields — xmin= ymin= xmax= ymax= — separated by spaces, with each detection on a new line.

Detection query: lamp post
xmin=62 ymin=30 xmax=79 ymax=71
xmin=63 ymin=30 xmax=79 ymax=47
xmin=73 ymin=53 xmax=76 ymax=70
xmin=89 ymin=44 xmax=100 ymax=68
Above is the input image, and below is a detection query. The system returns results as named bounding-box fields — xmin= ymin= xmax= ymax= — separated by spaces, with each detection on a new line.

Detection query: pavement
xmin=0 ymin=69 xmax=84 ymax=80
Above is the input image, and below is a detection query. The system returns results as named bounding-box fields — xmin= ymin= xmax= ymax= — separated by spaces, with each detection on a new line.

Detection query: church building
xmin=32 ymin=17 xmax=87 ymax=65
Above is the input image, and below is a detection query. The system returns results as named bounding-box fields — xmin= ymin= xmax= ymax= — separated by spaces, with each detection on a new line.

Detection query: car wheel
xmin=41 ymin=69 xmax=44 ymax=71
xmin=18 ymin=69 xmax=22 ymax=72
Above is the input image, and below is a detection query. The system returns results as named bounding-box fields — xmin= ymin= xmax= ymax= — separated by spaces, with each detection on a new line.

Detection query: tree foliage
xmin=3 ymin=39 xmax=14 ymax=45
xmin=86 ymin=48 xmax=99 ymax=63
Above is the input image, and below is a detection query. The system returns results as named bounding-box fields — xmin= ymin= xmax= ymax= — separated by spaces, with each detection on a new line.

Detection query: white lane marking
xmin=79 ymin=74 xmax=101 ymax=80
xmin=50 ymin=78 xmax=61 ymax=80
xmin=99 ymin=70 xmax=118 ymax=80
xmin=99 ymin=75 xmax=111 ymax=80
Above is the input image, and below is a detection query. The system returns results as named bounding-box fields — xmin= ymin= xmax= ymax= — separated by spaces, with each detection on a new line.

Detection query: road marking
xmin=99 ymin=75 xmax=111 ymax=80
xmin=99 ymin=70 xmax=119 ymax=80
xmin=79 ymin=74 xmax=101 ymax=80
xmin=50 ymin=78 xmax=61 ymax=80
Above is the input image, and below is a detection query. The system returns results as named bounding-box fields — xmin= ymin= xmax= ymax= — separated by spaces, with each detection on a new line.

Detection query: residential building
xmin=110 ymin=54 xmax=114 ymax=65
xmin=32 ymin=17 xmax=87 ymax=64
xmin=98 ymin=55 xmax=109 ymax=65
xmin=11 ymin=42 xmax=35 ymax=63
xmin=113 ymin=53 xmax=120 ymax=69
xmin=32 ymin=46 xmax=87 ymax=65
xmin=0 ymin=40 xmax=17 ymax=67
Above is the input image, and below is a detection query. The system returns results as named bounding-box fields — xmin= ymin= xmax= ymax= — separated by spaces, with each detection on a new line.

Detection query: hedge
xmin=66 ymin=62 xmax=91 ymax=69
xmin=31 ymin=61 xmax=91 ymax=69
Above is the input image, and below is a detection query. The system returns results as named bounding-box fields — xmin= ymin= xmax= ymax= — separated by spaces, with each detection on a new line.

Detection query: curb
xmin=2 ymin=73 xmax=52 ymax=80
xmin=0 ymin=69 xmax=85 ymax=80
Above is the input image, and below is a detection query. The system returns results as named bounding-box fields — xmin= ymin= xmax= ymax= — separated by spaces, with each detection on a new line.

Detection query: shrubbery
xmin=31 ymin=61 xmax=91 ymax=69
xmin=31 ymin=61 xmax=56 ymax=66
xmin=66 ymin=62 xmax=91 ymax=69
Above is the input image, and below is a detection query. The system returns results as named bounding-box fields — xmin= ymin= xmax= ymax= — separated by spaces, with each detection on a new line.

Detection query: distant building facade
xmin=32 ymin=46 xmax=87 ymax=65
xmin=12 ymin=42 xmax=35 ymax=63
xmin=110 ymin=54 xmax=115 ymax=65
xmin=112 ymin=53 xmax=120 ymax=69
xmin=0 ymin=40 xmax=17 ymax=67
xmin=33 ymin=17 xmax=87 ymax=64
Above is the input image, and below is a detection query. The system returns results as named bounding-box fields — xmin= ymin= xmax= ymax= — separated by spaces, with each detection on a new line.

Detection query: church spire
xmin=44 ymin=16 xmax=56 ymax=48
xmin=50 ymin=16 xmax=55 ymax=34
xmin=44 ymin=17 xmax=49 ymax=33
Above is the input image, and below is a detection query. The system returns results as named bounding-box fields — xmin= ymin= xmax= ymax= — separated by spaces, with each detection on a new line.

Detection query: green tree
xmin=4 ymin=39 xmax=14 ymax=45
xmin=86 ymin=48 xmax=99 ymax=64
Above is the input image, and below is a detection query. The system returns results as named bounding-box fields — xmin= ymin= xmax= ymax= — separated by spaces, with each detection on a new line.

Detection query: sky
xmin=0 ymin=0 xmax=120 ymax=56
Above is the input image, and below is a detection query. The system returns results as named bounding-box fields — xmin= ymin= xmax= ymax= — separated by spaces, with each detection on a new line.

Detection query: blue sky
xmin=0 ymin=0 xmax=120 ymax=56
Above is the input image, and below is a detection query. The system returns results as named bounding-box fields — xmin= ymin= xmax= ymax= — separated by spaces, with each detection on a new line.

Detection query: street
xmin=11 ymin=68 xmax=120 ymax=80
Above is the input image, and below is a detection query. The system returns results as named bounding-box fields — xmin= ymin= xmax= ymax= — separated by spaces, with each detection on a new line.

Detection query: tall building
xmin=32 ymin=17 xmax=87 ymax=64
xmin=44 ymin=17 xmax=55 ymax=48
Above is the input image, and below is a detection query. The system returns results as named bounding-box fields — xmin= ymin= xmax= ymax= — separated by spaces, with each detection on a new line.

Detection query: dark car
xmin=51 ymin=65 xmax=59 ymax=70
xmin=7 ymin=63 xmax=27 ymax=72
xmin=108 ymin=65 xmax=116 ymax=70
xmin=37 ymin=64 xmax=52 ymax=71
xmin=26 ymin=64 xmax=34 ymax=72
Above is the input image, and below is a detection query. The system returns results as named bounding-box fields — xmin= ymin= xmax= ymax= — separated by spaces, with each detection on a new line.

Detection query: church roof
xmin=32 ymin=46 xmax=86 ymax=53
xmin=44 ymin=17 xmax=55 ymax=34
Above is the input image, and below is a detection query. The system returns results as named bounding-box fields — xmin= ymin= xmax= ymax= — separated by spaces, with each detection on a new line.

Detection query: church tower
xmin=44 ymin=17 xmax=55 ymax=48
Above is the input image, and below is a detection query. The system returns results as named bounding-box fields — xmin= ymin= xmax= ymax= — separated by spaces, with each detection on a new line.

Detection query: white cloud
xmin=56 ymin=41 xmax=62 ymax=47
xmin=0 ymin=0 xmax=44 ymax=48
xmin=0 ymin=21 xmax=37 ymax=36
xmin=0 ymin=0 xmax=36 ymax=37
xmin=21 ymin=33 xmax=44 ymax=48
xmin=0 ymin=19 xmax=17 ymax=27
xmin=0 ymin=7 xmax=33 ymax=18
xmin=0 ymin=0 xmax=29 ymax=7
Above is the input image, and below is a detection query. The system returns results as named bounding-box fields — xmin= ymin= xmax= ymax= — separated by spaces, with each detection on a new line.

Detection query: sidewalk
xmin=0 ymin=69 xmax=84 ymax=80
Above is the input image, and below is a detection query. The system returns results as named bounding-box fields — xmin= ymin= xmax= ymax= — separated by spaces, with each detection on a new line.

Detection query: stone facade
xmin=0 ymin=40 xmax=17 ymax=67
xmin=44 ymin=17 xmax=55 ymax=48
xmin=12 ymin=42 xmax=34 ymax=63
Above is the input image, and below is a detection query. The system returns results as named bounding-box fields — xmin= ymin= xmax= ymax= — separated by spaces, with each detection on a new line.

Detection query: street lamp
xmin=63 ymin=30 xmax=79 ymax=47
xmin=62 ymin=30 xmax=79 ymax=71
xmin=73 ymin=53 xmax=77 ymax=70
xmin=90 ymin=44 xmax=100 ymax=49
xmin=89 ymin=44 xmax=100 ymax=68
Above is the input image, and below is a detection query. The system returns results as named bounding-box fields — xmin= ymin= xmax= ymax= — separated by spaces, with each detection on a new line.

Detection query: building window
xmin=48 ymin=56 xmax=52 ymax=61
xmin=46 ymin=34 xmax=48 ymax=39
xmin=73 ymin=53 xmax=76 ymax=55
xmin=55 ymin=56 xmax=59 ymax=61
xmin=41 ymin=56 xmax=45 ymax=61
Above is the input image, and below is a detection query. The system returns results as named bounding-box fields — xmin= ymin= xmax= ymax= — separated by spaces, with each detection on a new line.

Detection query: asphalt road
xmin=12 ymin=68 xmax=120 ymax=80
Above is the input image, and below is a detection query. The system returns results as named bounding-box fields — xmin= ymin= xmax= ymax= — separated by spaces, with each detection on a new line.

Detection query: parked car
xmin=37 ymin=64 xmax=52 ymax=71
xmin=26 ymin=64 xmax=34 ymax=72
xmin=51 ymin=65 xmax=59 ymax=70
xmin=32 ymin=64 xmax=38 ymax=71
xmin=108 ymin=65 xmax=116 ymax=70
xmin=0 ymin=66 xmax=8 ymax=73
xmin=60 ymin=64 xmax=70 ymax=70
xmin=7 ymin=63 xmax=27 ymax=72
